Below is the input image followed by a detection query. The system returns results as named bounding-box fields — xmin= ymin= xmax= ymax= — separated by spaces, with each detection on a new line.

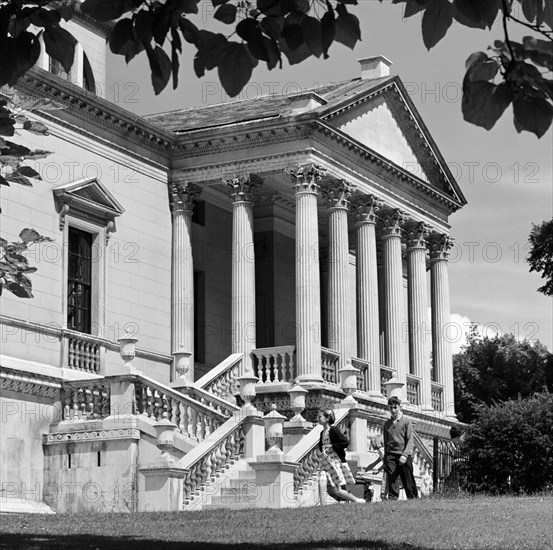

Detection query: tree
xmin=0 ymin=0 xmax=551 ymax=137
xmin=453 ymin=331 xmax=553 ymax=423
xmin=527 ymin=218 xmax=553 ymax=296
xmin=460 ymin=392 xmax=553 ymax=494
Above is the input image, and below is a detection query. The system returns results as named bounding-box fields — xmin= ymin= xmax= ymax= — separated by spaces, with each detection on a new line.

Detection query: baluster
xmin=194 ymin=462 xmax=203 ymax=497
xmin=224 ymin=435 xmax=233 ymax=467
xmin=197 ymin=411 xmax=205 ymax=441
xmin=84 ymin=388 xmax=93 ymax=419
xmin=181 ymin=404 xmax=190 ymax=437
xmin=187 ymin=405 xmax=196 ymax=440
xmin=101 ymin=385 xmax=110 ymax=417
xmin=213 ymin=444 xmax=223 ymax=477
xmin=146 ymin=386 xmax=155 ymax=419
xmin=203 ymin=453 xmax=212 ymax=488
xmin=183 ymin=472 xmax=193 ymax=505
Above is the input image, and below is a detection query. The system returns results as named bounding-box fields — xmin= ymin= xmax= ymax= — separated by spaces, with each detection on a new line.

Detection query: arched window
xmin=83 ymin=52 xmax=96 ymax=94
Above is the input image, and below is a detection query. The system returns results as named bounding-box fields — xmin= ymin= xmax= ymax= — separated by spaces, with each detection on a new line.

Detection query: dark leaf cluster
xmin=460 ymin=392 xmax=553 ymax=493
xmin=527 ymin=218 xmax=553 ymax=296
xmin=0 ymin=229 xmax=53 ymax=298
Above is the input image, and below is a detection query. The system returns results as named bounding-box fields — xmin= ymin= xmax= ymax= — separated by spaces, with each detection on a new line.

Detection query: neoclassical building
xmin=0 ymin=12 xmax=466 ymax=513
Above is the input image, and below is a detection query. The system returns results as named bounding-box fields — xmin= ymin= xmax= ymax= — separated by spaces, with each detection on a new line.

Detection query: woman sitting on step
xmin=317 ymin=408 xmax=366 ymax=504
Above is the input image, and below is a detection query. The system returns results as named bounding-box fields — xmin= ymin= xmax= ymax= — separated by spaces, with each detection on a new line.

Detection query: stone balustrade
xmin=182 ymin=386 xmax=239 ymax=418
xmin=351 ymin=357 xmax=370 ymax=393
xmin=134 ymin=375 xmax=227 ymax=442
xmin=321 ymin=347 xmax=339 ymax=384
xmin=431 ymin=382 xmax=444 ymax=411
xmin=194 ymin=353 xmax=243 ymax=400
xmin=61 ymin=380 xmax=110 ymax=420
xmin=252 ymin=346 xmax=296 ymax=384
xmin=65 ymin=331 xmax=102 ymax=373
xmin=406 ymin=375 xmax=421 ymax=406
xmin=180 ymin=416 xmax=246 ymax=507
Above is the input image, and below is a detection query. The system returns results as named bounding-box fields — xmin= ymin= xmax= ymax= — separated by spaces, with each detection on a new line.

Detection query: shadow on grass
xmin=0 ymin=533 xmax=433 ymax=550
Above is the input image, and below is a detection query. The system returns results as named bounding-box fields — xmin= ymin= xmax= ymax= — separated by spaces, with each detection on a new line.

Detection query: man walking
xmin=383 ymin=396 xmax=419 ymax=500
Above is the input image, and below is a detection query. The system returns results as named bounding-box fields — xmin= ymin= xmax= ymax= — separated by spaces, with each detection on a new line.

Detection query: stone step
xmin=220 ymin=485 xmax=257 ymax=497
xmin=229 ymin=478 xmax=257 ymax=489
xmin=204 ymin=501 xmax=258 ymax=510
xmin=208 ymin=493 xmax=259 ymax=507
xmin=0 ymin=498 xmax=55 ymax=514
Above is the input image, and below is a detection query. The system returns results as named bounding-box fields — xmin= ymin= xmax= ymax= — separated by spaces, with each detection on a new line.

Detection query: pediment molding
xmin=53 ymin=177 xmax=125 ymax=232
xmin=319 ymin=78 xmax=466 ymax=206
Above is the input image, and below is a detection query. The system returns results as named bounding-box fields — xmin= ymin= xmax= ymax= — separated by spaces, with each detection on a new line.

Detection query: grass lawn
xmin=1 ymin=495 xmax=552 ymax=550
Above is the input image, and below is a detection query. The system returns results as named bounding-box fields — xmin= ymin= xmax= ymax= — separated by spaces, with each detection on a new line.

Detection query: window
xmin=49 ymin=58 xmax=70 ymax=81
xmin=67 ymin=227 xmax=93 ymax=334
xmin=83 ymin=53 xmax=96 ymax=94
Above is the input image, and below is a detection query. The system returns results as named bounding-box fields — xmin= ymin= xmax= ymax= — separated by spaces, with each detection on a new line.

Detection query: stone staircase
xmin=204 ymin=468 xmax=259 ymax=509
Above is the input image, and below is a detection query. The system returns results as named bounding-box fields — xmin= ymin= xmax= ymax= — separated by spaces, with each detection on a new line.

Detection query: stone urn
xmin=153 ymin=415 xmax=178 ymax=463
xmin=238 ymin=371 xmax=259 ymax=411
xmin=383 ymin=377 xmax=405 ymax=401
xmin=172 ymin=349 xmax=191 ymax=384
xmin=287 ymin=383 xmax=308 ymax=422
xmin=118 ymin=334 xmax=138 ymax=369
xmin=263 ymin=404 xmax=286 ymax=454
xmin=338 ymin=359 xmax=360 ymax=403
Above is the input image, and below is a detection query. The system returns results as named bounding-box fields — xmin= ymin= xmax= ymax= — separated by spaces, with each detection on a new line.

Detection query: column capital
xmin=428 ymin=232 xmax=454 ymax=261
xmin=223 ymin=173 xmax=263 ymax=203
xmin=168 ymin=181 xmax=202 ymax=213
xmin=350 ymin=192 xmax=382 ymax=225
xmin=404 ymin=220 xmax=431 ymax=250
xmin=319 ymin=179 xmax=351 ymax=210
xmin=378 ymin=207 xmax=406 ymax=238
xmin=287 ymin=162 xmax=326 ymax=194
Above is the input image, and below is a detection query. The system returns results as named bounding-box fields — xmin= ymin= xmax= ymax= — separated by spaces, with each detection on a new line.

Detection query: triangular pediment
xmin=53 ymin=178 xmax=124 ymax=230
xmin=320 ymin=80 xmax=465 ymax=204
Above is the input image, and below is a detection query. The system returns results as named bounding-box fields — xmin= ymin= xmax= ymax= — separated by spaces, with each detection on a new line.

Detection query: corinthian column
xmin=428 ymin=232 xmax=457 ymax=419
xmin=350 ymin=193 xmax=385 ymax=400
xmin=169 ymin=181 xmax=201 ymax=383
xmin=224 ymin=174 xmax=263 ymax=374
xmin=404 ymin=220 xmax=432 ymax=411
xmin=289 ymin=163 xmax=325 ymax=383
xmin=379 ymin=207 xmax=407 ymax=391
xmin=320 ymin=179 xmax=351 ymax=369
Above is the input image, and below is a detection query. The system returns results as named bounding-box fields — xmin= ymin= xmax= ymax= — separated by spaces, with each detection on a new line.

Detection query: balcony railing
xmin=406 ymin=375 xmax=421 ymax=406
xmin=321 ymin=347 xmax=339 ymax=384
xmin=66 ymin=333 xmax=102 ymax=373
xmin=380 ymin=365 xmax=394 ymax=396
xmin=431 ymin=382 xmax=444 ymax=411
xmin=351 ymin=357 xmax=370 ymax=392
xmin=252 ymin=346 xmax=296 ymax=384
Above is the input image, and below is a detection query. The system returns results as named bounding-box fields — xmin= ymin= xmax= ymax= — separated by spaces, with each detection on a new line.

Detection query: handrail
xmin=194 ymin=353 xmax=243 ymax=398
xmin=178 ymin=414 xmax=246 ymax=507
xmin=181 ymin=385 xmax=239 ymax=417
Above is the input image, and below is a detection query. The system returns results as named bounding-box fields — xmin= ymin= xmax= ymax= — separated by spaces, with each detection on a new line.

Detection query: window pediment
xmin=53 ymin=177 xmax=124 ymax=232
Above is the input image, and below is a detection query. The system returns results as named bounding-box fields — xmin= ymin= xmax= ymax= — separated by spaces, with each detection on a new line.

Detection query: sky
xmin=106 ymin=1 xmax=553 ymax=353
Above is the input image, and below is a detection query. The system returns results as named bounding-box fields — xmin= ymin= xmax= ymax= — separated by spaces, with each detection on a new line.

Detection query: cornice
xmin=17 ymin=68 xmax=175 ymax=157
xmin=312 ymin=121 xmax=463 ymax=213
xmin=1 ymin=367 xmax=61 ymax=400
xmin=173 ymin=123 xmax=311 ymax=159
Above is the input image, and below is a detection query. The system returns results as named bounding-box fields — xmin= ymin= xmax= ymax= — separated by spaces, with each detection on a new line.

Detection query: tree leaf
xmin=80 ymin=0 xmax=141 ymax=22
xmin=145 ymin=44 xmax=172 ymax=95
xmin=422 ymin=0 xmax=454 ymax=50
xmin=7 ymin=172 xmax=33 ymax=186
xmin=214 ymin=4 xmax=237 ymax=24
xmin=44 ymin=25 xmax=77 ymax=73
xmin=17 ymin=165 xmax=41 ymax=179
xmin=171 ymin=43 xmax=180 ymax=89
xmin=4 ymin=281 xmax=33 ymax=298
xmin=179 ymin=17 xmax=201 ymax=45
xmin=218 ymin=42 xmax=257 ymax=97
xmin=2 ymin=32 xmax=42 ymax=87
xmin=193 ymin=32 xmax=228 ymax=77
xmin=454 ymin=0 xmax=499 ymax=29
xmin=462 ymin=79 xmax=512 ymax=130
xmin=521 ymin=0 xmax=537 ymax=22
xmin=282 ymin=23 xmax=304 ymax=51
xmin=334 ymin=4 xmax=361 ymax=49
xmin=302 ymin=16 xmax=323 ymax=58
xmin=466 ymin=53 xmax=499 ymax=82
xmin=109 ymin=18 xmax=145 ymax=64
xmin=279 ymin=37 xmax=312 ymax=65
xmin=321 ymin=9 xmax=336 ymax=59
xmin=404 ymin=0 xmax=431 ymax=18
xmin=513 ymin=96 xmax=553 ymax=138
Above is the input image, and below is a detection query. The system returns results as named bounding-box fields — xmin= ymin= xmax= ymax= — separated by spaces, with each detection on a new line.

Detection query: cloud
xmin=449 ymin=312 xmax=500 ymax=354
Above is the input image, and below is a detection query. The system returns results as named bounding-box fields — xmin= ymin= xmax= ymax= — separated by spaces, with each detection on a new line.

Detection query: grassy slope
xmin=1 ymin=496 xmax=552 ymax=549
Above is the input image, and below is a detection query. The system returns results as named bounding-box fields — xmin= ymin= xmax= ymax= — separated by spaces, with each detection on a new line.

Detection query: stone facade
xmin=0 ymin=17 xmax=466 ymax=513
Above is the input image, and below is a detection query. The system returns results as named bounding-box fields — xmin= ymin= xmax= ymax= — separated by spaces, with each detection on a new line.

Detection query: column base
xmin=294 ymin=374 xmax=325 ymax=384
